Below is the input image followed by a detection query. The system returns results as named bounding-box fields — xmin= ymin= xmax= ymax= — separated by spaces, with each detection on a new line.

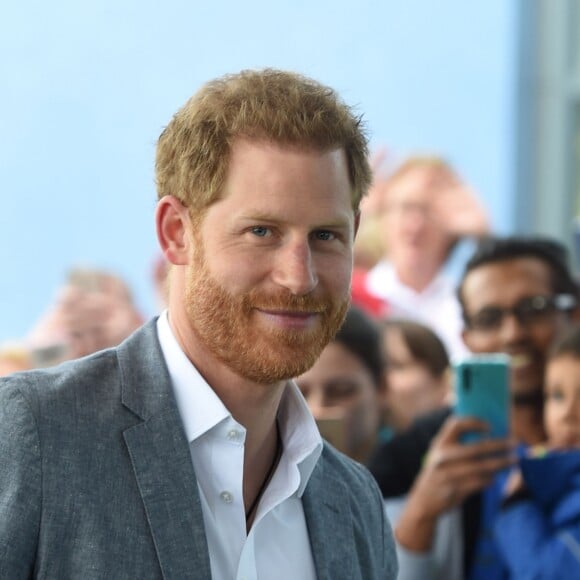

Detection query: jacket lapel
xmin=302 ymin=449 xmax=355 ymax=580
xmin=118 ymin=320 xmax=212 ymax=580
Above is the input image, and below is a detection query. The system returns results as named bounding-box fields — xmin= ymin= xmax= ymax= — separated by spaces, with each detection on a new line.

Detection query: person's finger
xmin=451 ymin=473 xmax=495 ymax=502
xmin=439 ymin=449 xmax=515 ymax=481
xmin=463 ymin=435 xmax=515 ymax=454
xmin=415 ymin=461 xmax=500 ymax=511
xmin=434 ymin=436 xmax=514 ymax=464
xmin=433 ymin=415 xmax=490 ymax=444
xmin=408 ymin=466 xmax=492 ymax=515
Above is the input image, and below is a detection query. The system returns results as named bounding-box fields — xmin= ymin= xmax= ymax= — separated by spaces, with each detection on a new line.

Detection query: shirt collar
xmin=156 ymin=310 xmax=322 ymax=496
xmin=278 ymin=380 xmax=323 ymax=496
xmin=157 ymin=310 xmax=230 ymax=442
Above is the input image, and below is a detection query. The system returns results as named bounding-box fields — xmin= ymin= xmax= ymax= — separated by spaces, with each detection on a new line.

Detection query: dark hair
xmin=549 ymin=324 xmax=580 ymax=360
xmin=382 ymin=318 xmax=449 ymax=377
xmin=458 ymin=236 xmax=579 ymax=318
xmin=334 ymin=306 xmax=385 ymax=387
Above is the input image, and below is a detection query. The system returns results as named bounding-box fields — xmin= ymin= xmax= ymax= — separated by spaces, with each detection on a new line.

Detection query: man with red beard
xmin=0 ymin=70 xmax=397 ymax=580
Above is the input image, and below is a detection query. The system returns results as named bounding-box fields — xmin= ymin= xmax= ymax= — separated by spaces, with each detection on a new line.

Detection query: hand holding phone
xmin=396 ymin=412 xmax=516 ymax=546
xmin=453 ymin=354 xmax=510 ymax=442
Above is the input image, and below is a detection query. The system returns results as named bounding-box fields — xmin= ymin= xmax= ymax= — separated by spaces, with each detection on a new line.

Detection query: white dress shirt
xmin=157 ymin=312 xmax=323 ymax=580
xmin=366 ymin=260 xmax=470 ymax=361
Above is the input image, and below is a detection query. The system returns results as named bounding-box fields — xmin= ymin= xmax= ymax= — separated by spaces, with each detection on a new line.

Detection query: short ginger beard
xmin=184 ymin=238 xmax=350 ymax=384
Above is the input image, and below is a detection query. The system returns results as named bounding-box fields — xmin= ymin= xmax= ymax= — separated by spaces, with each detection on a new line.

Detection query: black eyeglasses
xmin=465 ymin=294 xmax=577 ymax=332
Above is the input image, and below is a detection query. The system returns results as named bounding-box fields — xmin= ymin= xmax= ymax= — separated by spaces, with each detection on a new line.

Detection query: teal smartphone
xmin=453 ymin=354 xmax=510 ymax=442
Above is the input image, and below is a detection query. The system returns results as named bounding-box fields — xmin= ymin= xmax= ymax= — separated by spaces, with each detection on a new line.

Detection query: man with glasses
xmin=368 ymin=235 xmax=579 ymax=580
xmin=458 ymin=238 xmax=577 ymax=416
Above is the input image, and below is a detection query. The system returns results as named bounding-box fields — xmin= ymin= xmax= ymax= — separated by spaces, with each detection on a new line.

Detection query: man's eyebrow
xmin=237 ymin=213 xmax=353 ymax=229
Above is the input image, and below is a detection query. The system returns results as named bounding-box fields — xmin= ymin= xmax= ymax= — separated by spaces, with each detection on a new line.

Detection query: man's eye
xmin=325 ymin=380 xmax=359 ymax=401
xmin=314 ymin=230 xmax=335 ymax=241
xmin=388 ymin=360 xmax=410 ymax=371
xmin=251 ymin=226 xmax=270 ymax=237
xmin=470 ymin=307 xmax=504 ymax=328
xmin=546 ymin=388 xmax=564 ymax=401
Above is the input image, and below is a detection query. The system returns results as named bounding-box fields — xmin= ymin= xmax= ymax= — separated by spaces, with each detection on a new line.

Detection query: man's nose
xmin=272 ymin=239 xmax=318 ymax=296
xmin=498 ymin=312 xmax=528 ymax=343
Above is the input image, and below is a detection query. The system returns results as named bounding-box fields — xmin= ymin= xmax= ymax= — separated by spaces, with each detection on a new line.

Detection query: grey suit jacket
xmin=0 ymin=320 xmax=397 ymax=579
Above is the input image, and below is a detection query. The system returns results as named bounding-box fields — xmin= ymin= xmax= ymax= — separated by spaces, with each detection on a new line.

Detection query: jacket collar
xmin=117 ymin=319 xmax=212 ymax=580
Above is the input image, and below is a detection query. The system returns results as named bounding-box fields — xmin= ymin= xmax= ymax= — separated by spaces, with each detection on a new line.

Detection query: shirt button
xmin=220 ymin=491 xmax=233 ymax=504
xmin=227 ymin=429 xmax=240 ymax=441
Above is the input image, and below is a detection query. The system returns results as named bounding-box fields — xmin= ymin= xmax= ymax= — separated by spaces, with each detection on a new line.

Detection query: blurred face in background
xmin=544 ymin=355 xmax=580 ymax=448
xmin=297 ymin=340 xmax=381 ymax=463
xmin=382 ymin=326 xmax=449 ymax=431
xmin=0 ymin=352 xmax=31 ymax=377
xmin=461 ymin=258 xmax=572 ymax=398
xmin=380 ymin=166 xmax=455 ymax=276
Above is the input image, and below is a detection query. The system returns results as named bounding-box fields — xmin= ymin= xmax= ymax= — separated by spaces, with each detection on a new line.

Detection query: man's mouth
xmin=255 ymin=309 xmax=321 ymax=329
xmin=510 ymin=353 xmax=533 ymax=370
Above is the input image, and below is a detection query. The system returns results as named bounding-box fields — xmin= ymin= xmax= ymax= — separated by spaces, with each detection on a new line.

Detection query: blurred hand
xmin=395 ymin=416 xmax=515 ymax=551
xmin=431 ymin=175 xmax=490 ymax=238
xmin=503 ymin=468 xmax=525 ymax=497
xmin=360 ymin=147 xmax=394 ymax=218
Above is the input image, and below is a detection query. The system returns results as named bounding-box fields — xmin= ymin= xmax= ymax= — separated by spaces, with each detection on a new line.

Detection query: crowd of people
xmin=1 ymin=67 xmax=580 ymax=579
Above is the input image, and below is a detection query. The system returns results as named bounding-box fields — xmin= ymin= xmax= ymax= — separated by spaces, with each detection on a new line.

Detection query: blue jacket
xmin=493 ymin=449 xmax=580 ymax=579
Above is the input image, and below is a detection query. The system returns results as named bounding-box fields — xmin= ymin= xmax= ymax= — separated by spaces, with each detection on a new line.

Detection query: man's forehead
xmin=463 ymin=257 xmax=554 ymax=308
xmin=216 ymin=139 xmax=355 ymax=218
xmin=388 ymin=166 xmax=449 ymax=196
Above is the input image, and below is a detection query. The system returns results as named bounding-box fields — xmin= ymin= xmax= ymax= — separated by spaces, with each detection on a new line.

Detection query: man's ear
xmin=155 ymin=195 xmax=191 ymax=266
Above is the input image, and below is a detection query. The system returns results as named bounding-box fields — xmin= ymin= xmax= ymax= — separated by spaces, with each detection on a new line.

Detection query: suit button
xmin=220 ymin=491 xmax=233 ymax=503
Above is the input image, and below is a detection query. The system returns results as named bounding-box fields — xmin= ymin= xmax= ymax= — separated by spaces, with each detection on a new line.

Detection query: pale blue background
xmin=0 ymin=0 xmax=519 ymax=340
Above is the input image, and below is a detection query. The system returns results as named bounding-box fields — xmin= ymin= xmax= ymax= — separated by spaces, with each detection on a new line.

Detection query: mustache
xmin=242 ymin=289 xmax=332 ymax=313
